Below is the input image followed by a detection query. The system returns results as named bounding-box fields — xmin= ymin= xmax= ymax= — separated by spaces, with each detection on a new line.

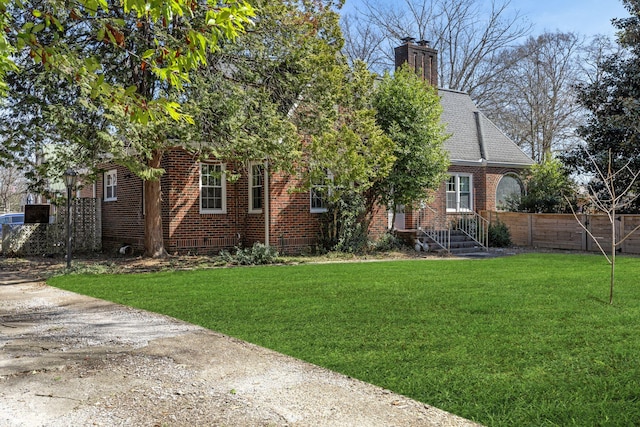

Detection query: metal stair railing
xmin=416 ymin=208 xmax=489 ymax=252
xmin=416 ymin=206 xmax=450 ymax=251
xmin=448 ymin=212 xmax=489 ymax=251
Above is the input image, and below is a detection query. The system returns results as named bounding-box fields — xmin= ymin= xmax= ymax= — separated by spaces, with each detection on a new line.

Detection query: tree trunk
xmin=144 ymin=149 xmax=168 ymax=258
xmin=610 ymin=204 xmax=616 ymax=305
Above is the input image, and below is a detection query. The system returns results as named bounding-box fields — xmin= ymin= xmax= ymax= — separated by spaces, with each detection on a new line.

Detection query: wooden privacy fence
xmin=481 ymin=211 xmax=640 ymax=255
xmin=1 ymin=198 xmax=101 ymax=256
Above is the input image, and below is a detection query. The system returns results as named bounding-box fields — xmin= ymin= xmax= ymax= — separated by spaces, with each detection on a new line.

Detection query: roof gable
xmin=439 ymin=88 xmax=534 ymax=167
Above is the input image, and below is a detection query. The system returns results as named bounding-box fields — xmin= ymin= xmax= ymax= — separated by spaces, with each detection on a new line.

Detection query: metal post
xmin=66 ymin=185 xmax=72 ymax=269
xmin=64 ymin=169 xmax=77 ymax=269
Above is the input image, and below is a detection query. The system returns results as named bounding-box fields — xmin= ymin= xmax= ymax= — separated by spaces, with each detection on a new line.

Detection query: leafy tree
xmin=563 ymin=0 xmax=640 ymax=213
xmin=307 ymin=61 xmax=396 ymax=252
xmin=3 ymin=0 xmax=353 ymax=257
xmin=506 ymin=157 xmax=576 ymax=213
xmin=371 ymin=64 xmax=449 ymax=226
xmin=185 ymin=0 xmax=346 ymax=175
xmin=1 ymin=0 xmax=254 ymax=121
xmin=2 ymin=0 xmax=255 ymax=257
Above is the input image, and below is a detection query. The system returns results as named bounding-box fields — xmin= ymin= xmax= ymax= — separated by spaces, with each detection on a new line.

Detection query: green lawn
xmin=48 ymin=253 xmax=640 ymax=426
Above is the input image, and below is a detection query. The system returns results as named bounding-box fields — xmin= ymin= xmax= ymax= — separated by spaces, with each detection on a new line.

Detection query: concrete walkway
xmin=0 ymin=268 xmax=482 ymax=426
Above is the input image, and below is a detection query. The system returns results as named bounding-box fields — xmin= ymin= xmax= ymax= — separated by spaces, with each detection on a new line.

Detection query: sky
xmin=341 ymin=0 xmax=631 ymax=38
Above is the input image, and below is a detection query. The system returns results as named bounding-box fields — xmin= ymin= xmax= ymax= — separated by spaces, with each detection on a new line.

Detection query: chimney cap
xmin=418 ymin=40 xmax=431 ymax=47
xmin=401 ymin=36 xmax=416 ymax=44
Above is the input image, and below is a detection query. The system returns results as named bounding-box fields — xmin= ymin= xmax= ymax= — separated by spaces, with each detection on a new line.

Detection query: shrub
xmin=319 ymin=191 xmax=369 ymax=254
xmin=220 ymin=243 xmax=279 ymax=265
xmin=372 ymin=231 xmax=402 ymax=252
xmin=488 ymin=221 xmax=512 ymax=247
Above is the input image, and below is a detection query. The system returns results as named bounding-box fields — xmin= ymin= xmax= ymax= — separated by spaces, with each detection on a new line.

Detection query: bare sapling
xmin=566 ymin=150 xmax=640 ymax=304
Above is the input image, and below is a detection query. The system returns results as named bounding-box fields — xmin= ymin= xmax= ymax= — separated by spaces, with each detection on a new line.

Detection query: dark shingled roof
xmin=439 ymin=88 xmax=534 ymax=167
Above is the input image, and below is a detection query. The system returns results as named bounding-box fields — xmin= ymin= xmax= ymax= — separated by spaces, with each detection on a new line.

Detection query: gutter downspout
xmin=264 ymin=159 xmax=270 ymax=248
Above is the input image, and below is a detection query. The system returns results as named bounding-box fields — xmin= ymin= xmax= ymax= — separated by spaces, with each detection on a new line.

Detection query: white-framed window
xmin=310 ymin=171 xmax=333 ymax=213
xmin=200 ymin=163 xmax=226 ymax=214
xmin=446 ymin=173 xmax=472 ymax=212
xmin=104 ymin=169 xmax=117 ymax=202
xmin=249 ymin=162 xmax=264 ymax=213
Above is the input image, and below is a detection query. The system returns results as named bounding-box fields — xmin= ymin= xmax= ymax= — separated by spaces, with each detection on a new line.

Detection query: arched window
xmin=496 ymin=174 xmax=522 ymax=211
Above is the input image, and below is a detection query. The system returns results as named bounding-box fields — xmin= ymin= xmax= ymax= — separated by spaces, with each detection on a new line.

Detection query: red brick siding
xmin=402 ymin=165 xmax=524 ymax=228
xmin=96 ymin=165 xmax=146 ymax=252
xmin=368 ymin=203 xmax=389 ymax=239
xmin=268 ymin=171 xmax=323 ymax=253
xmin=96 ymin=148 xmax=394 ymax=255
xmin=162 ymin=150 xmax=241 ymax=254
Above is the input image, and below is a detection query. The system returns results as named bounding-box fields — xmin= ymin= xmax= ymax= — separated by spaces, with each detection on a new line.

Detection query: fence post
xmin=620 ymin=215 xmax=625 ymax=253
xmin=527 ymin=213 xmax=533 ymax=246
xmin=581 ymin=214 xmax=587 ymax=251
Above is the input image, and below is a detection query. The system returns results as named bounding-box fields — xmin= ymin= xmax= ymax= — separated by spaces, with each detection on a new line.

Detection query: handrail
xmin=416 ymin=208 xmax=488 ymax=252
xmin=448 ymin=212 xmax=489 ymax=250
xmin=416 ymin=206 xmax=450 ymax=251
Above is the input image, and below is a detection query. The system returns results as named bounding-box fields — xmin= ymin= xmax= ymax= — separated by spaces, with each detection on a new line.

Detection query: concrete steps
xmin=396 ymin=229 xmax=487 ymax=254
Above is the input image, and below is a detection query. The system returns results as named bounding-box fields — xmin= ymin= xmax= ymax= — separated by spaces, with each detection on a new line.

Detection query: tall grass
xmin=48 ymin=254 xmax=640 ymax=426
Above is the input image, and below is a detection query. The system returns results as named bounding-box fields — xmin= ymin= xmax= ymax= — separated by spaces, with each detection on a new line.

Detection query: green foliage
xmin=0 ymin=4 xmax=17 ymax=96
xmin=371 ymin=231 xmax=403 ymax=252
xmin=3 ymin=0 xmax=254 ymax=123
xmin=2 ymin=0 xmax=348 ymax=256
xmin=488 ymin=220 xmax=512 ymax=247
xmin=506 ymin=158 xmax=577 ymax=213
xmin=563 ymin=0 xmax=640 ymax=212
xmin=185 ymin=0 xmax=347 ymax=173
xmin=220 ymin=243 xmax=279 ymax=265
xmin=303 ymin=60 xmax=395 ymax=248
xmin=371 ymin=65 xmax=449 ymax=212
xmin=306 ymin=61 xmax=396 ymax=194
xmin=50 ymin=254 xmax=640 ymax=426
xmin=319 ymin=190 xmax=369 ymax=253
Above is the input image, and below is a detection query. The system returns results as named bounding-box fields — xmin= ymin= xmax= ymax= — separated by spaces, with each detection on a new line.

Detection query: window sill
xmin=200 ymin=210 xmax=227 ymax=215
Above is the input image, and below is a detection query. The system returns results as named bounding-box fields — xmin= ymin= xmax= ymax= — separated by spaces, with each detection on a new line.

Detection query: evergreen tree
xmin=506 ymin=158 xmax=577 ymax=213
xmin=564 ymin=0 xmax=640 ymax=212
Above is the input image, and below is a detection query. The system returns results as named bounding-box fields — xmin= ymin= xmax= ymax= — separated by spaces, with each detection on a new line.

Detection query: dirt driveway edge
xmin=1 ymin=270 xmax=482 ymax=426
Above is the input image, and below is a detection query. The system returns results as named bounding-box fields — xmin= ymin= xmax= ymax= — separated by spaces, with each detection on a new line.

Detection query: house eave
xmin=449 ymin=159 xmax=486 ymax=167
xmin=486 ymin=161 xmax=534 ymax=168
xmin=450 ymin=158 xmax=534 ymax=168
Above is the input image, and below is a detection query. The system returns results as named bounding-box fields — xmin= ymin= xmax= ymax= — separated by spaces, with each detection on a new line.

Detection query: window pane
xmin=252 ymin=164 xmax=263 ymax=187
xmin=447 ymin=176 xmax=456 ymax=191
xmin=251 ymin=164 xmax=263 ymax=210
xmin=460 ymin=193 xmax=470 ymax=210
xmin=252 ymin=187 xmax=262 ymax=209
xmin=311 ymin=188 xmax=325 ymax=209
xmin=446 ymin=192 xmax=456 ymax=210
xmin=496 ymin=175 xmax=522 ymax=209
xmin=459 ymin=176 xmax=470 ymax=192
xmin=201 ymin=164 xmax=224 ymax=211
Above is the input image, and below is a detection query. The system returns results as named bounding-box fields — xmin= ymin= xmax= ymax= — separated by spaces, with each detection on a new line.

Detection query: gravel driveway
xmin=0 ymin=266 xmax=482 ymax=427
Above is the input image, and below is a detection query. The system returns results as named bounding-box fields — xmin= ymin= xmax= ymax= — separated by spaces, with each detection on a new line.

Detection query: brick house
xmin=391 ymin=39 xmax=534 ymax=243
xmin=82 ymin=151 xmax=388 ymax=255
xmin=83 ymin=40 xmax=531 ymax=255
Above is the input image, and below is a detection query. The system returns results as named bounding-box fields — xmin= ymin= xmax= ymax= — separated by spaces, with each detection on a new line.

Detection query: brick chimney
xmin=394 ymin=37 xmax=438 ymax=87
